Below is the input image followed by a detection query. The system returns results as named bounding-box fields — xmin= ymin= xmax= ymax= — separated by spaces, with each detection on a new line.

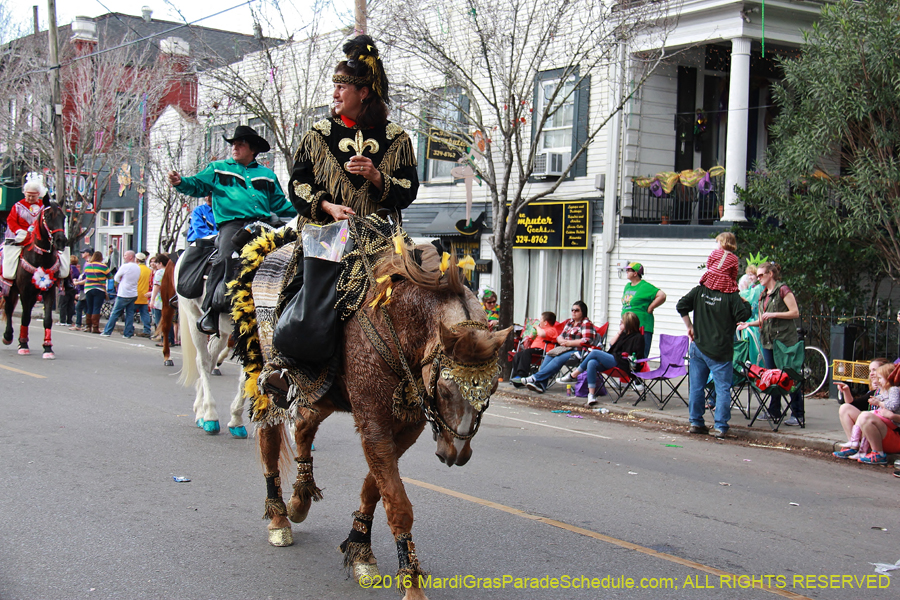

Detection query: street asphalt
xmin=1 ymin=316 xmax=898 ymax=600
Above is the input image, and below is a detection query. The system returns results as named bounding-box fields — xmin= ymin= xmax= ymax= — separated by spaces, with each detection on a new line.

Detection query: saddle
xmin=175 ymin=237 xmax=217 ymax=299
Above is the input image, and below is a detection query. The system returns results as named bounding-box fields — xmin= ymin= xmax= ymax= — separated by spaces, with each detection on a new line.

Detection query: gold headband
xmin=333 ymin=73 xmax=370 ymax=86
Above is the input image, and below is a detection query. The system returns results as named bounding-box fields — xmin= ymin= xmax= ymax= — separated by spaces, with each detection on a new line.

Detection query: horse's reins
xmin=351 ymin=217 xmax=496 ymax=441
xmin=34 ymin=207 xmax=64 ymax=255
xmin=16 ymin=207 xmax=62 ymax=280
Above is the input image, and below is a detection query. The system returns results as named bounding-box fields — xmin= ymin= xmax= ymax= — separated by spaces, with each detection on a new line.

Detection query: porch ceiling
xmin=630 ymin=0 xmax=824 ymax=53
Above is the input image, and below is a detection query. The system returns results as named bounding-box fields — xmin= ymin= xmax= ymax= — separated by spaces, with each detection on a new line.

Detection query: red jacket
xmin=5 ymin=200 xmax=42 ymax=246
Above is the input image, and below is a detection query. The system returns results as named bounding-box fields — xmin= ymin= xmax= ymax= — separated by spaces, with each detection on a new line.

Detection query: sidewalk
xmin=495 ymin=376 xmax=887 ymax=459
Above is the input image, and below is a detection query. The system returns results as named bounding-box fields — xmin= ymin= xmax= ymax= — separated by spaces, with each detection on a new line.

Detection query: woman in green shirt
xmin=621 ymin=262 xmax=666 ymax=358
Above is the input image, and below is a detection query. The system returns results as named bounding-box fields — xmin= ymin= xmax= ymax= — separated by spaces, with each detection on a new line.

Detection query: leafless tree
xmin=376 ymin=0 xmax=677 ymax=329
xmin=148 ymin=109 xmax=204 ymax=252
xmin=0 ymin=19 xmax=176 ymax=246
xmin=185 ymin=0 xmax=344 ymax=174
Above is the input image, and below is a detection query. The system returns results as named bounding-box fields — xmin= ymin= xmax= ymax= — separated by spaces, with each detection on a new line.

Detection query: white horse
xmin=175 ymin=257 xmax=248 ymax=438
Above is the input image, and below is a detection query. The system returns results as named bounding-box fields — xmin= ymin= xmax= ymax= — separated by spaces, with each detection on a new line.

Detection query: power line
xmin=17 ymin=0 xmax=256 ymax=75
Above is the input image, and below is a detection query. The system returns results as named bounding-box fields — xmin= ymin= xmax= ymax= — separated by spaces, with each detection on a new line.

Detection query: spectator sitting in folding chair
xmin=557 ymin=311 xmax=644 ymax=407
xmin=523 ymin=301 xmax=594 ymax=393
xmin=678 ymin=233 xmax=752 ymax=439
xmin=510 ymin=312 xmax=559 ymax=387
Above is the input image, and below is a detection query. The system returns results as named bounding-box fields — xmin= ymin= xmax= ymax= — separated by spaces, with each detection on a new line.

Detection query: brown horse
xmin=1 ymin=202 xmax=69 ymax=358
xmin=157 ymin=255 xmax=176 ymax=367
xmin=240 ymin=238 xmax=509 ymax=600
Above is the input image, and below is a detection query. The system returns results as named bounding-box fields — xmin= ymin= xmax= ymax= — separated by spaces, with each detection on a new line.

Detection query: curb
xmin=494 ymin=388 xmax=840 ymax=455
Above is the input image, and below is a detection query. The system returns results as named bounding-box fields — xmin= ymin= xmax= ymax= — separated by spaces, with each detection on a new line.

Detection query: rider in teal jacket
xmin=171 ymin=126 xmax=296 ymax=335
xmin=175 ymin=158 xmax=294 ymax=224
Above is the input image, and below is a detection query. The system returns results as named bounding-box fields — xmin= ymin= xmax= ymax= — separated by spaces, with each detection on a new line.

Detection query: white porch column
xmin=723 ymin=37 xmax=750 ymax=222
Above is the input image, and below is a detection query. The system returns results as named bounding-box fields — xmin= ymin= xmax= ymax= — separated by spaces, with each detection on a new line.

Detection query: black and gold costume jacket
xmin=289 ymin=117 xmax=419 ymax=222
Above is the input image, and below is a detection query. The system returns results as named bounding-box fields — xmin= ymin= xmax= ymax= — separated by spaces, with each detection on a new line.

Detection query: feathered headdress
xmin=339 ymin=35 xmax=390 ymax=103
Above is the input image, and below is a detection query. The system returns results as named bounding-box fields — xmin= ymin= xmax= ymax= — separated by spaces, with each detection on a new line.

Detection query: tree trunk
xmin=495 ymin=244 xmax=515 ymax=379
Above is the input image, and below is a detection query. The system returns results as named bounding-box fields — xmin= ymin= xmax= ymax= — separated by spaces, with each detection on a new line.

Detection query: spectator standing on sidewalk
xmin=70 ymin=248 xmax=90 ymax=331
xmin=736 ymin=262 xmax=804 ymax=426
xmin=678 ymin=268 xmax=751 ymax=438
xmin=133 ymin=252 xmax=153 ymax=338
xmin=101 ymin=250 xmax=141 ymax=338
xmin=523 ymin=301 xmax=594 ymax=393
xmin=58 ymin=254 xmax=79 ymax=326
xmin=82 ymin=251 xmax=110 ymax=334
xmin=621 ymin=262 xmax=666 ymax=358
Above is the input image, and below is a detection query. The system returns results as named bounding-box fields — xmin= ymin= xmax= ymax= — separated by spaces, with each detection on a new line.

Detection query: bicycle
xmin=802 ymin=344 xmax=829 ymax=397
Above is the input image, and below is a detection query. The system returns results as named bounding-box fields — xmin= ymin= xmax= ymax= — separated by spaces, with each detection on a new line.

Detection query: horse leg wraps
xmin=292 ymin=457 xmax=323 ymax=504
xmin=263 ymin=472 xmax=288 ymax=519
xmin=340 ymin=511 xmax=375 ymax=569
xmin=43 ymin=328 xmax=52 ymax=346
xmin=395 ymin=532 xmax=426 ymax=584
xmin=19 ymin=325 xmax=28 ymax=344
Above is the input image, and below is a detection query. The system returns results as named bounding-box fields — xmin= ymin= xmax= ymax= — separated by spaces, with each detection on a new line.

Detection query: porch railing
xmin=625 ymin=178 xmax=724 ymax=224
xmin=803 ymin=301 xmax=900 ymax=363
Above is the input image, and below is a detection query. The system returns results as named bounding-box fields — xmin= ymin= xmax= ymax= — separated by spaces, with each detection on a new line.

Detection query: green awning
xmin=1 ymin=185 xmax=24 ymax=211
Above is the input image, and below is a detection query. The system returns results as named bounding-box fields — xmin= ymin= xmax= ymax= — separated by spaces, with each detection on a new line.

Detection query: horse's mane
xmin=371 ymin=243 xmax=468 ymax=296
xmin=371 ymin=243 xmax=502 ymax=363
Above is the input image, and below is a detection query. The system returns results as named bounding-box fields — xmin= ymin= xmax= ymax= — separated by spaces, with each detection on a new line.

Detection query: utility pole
xmin=354 ymin=0 xmax=366 ymax=35
xmin=47 ymin=0 xmax=66 ymax=209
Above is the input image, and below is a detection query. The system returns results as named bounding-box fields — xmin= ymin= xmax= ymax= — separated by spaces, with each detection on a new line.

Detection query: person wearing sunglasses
xmin=522 ymin=301 xmax=594 ymax=393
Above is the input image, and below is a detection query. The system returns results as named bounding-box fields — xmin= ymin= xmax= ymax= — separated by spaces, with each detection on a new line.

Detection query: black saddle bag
xmin=273 ymin=256 xmax=341 ymax=364
xmin=176 ymin=238 xmax=217 ymax=299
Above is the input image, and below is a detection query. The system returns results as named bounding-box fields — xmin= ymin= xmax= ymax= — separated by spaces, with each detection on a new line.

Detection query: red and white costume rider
xmin=2 ymin=194 xmax=43 ymax=280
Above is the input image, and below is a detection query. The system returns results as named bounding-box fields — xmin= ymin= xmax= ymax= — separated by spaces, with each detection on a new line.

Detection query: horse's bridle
xmin=418 ymin=322 xmax=500 ymax=441
xmin=33 ymin=207 xmax=65 ymax=255
xmin=357 ymin=309 xmax=499 ymax=441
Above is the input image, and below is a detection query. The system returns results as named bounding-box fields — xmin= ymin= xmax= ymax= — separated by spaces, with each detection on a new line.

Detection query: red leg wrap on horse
xmin=19 ymin=325 xmax=28 ymax=341
xmin=44 ymin=329 xmax=52 ymax=345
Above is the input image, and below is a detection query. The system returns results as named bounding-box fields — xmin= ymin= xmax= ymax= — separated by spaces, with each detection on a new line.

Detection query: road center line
xmin=0 ymin=363 xmax=46 ymax=378
xmin=485 ymin=412 xmax=612 ymax=439
xmin=403 ymin=477 xmax=813 ymax=600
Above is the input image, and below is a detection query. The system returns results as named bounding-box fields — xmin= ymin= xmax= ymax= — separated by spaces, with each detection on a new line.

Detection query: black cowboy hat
xmin=223 ymin=125 xmax=271 ymax=154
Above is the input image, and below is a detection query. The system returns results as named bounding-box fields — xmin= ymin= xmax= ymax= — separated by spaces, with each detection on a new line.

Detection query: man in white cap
xmin=3 ymin=175 xmax=48 ymax=282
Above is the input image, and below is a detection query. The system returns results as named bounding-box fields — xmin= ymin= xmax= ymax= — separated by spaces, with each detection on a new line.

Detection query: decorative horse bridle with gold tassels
xmin=418 ymin=320 xmax=500 ymax=440
xmin=351 ymin=216 xmax=499 ymax=440
xmin=357 ymin=311 xmax=500 ymax=441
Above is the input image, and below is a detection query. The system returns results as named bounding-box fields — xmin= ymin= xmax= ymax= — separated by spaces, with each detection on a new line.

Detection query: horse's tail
xmin=258 ymin=420 xmax=295 ymax=481
xmin=174 ymin=260 xmax=200 ymax=387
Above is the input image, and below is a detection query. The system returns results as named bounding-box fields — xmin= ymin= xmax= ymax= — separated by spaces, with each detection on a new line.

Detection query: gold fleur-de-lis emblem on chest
xmin=339 ymin=130 xmax=379 ymax=157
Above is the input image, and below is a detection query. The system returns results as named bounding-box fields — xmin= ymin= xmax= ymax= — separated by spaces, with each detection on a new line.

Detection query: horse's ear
xmin=491 ymin=326 xmax=514 ymax=350
xmin=438 ymin=321 xmax=458 ymax=355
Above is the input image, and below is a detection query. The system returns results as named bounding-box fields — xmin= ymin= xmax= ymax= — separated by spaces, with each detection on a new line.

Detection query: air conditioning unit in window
xmin=532 ymin=151 xmax=570 ymax=178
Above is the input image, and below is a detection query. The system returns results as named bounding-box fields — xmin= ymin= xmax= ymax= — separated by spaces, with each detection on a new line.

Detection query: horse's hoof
xmin=17 ymin=348 xmax=29 ymax=355
xmin=353 ymin=561 xmax=381 ymax=584
xmin=268 ymin=526 xmax=293 ymax=547
xmin=287 ymin=497 xmax=311 ymax=524
xmin=164 ymin=359 xmax=174 ymax=367
xmin=2 ymin=337 xmax=11 ymax=346
xmin=196 ymin=418 xmax=204 ymax=429
xmin=211 ymin=368 xmax=222 ymax=376
xmin=228 ymin=426 xmax=247 ymax=439
xmin=42 ymin=352 xmax=55 ymax=360
xmin=203 ymin=420 xmax=220 ymax=434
